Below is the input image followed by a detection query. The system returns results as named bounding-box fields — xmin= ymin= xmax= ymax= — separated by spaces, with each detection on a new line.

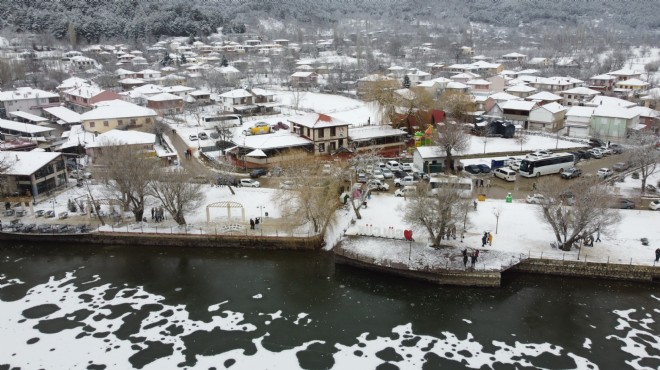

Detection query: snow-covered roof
xmin=57 ymin=77 xmax=91 ymax=90
xmin=526 ymin=91 xmax=563 ymax=101
xmin=43 ymin=106 xmax=82 ymax=124
xmin=0 ymin=151 xmax=62 ymax=176
xmin=466 ymin=79 xmax=491 ymax=85
xmin=565 ymin=106 xmax=595 ymax=118
xmin=502 ymin=52 xmax=527 ymax=58
xmin=291 ymin=71 xmax=316 ymax=78
xmin=250 ymin=88 xmax=274 ymax=96
xmin=607 ymin=69 xmax=639 ymax=77
xmin=446 ymin=82 xmax=468 ymax=89
xmin=500 ymin=100 xmax=537 ymax=111
xmin=86 ymin=129 xmax=156 ymax=148
xmin=80 ymin=100 xmax=157 ymax=121
xmin=138 ymin=69 xmax=160 ymax=74
xmin=0 ymin=118 xmax=55 ymax=134
xmin=349 ymin=126 xmax=406 ymax=141
xmin=0 ymin=87 xmax=59 ymax=101
xmin=394 ymin=89 xmax=416 ymax=100
xmin=560 ymin=87 xmax=601 ymax=96
xmin=63 ymin=85 xmax=105 ymax=98
xmin=147 ymin=92 xmax=183 ymax=102
xmin=451 ymin=72 xmax=481 ymax=79
xmin=593 ymin=105 xmax=639 ymax=120
xmin=115 ymin=68 xmax=136 ymax=75
xmin=416 ymin=146 xmax=447 ymax=159
xmin=358 ymin=74 xmax=396 ymax=82
xmin=118 ymin=78 xmax=146 ymax=84
xmin=627 ymin=106 xmax=659 ymax=118
xmin=590 ymin=74 xmax=616 ymax=80
xmin=588 ymin=96 xmax=637 ymax=108
xmin=7 ymin=111 xmax=48 ymax=123
xmin=615 ymin=78 xmax=649 ymax=87
xmin=162 ymin=85 xmax=196 ymax=94
xmin=535 ymin=102 xmax=566 ymax=114
xmin=505 ymin=85 xmax=536 ymax=93
xmin=288 ymin=113 xmax=351 ymax=129
xmin=488 ymin=92 xmax=520 ymax=101
xmin=219 ymin=89 xmax=253 ymax=99
xmin=233 ymin=130 xmax=311 ymax=150
xmin=131 ymin=84 xmax=164 ymax=94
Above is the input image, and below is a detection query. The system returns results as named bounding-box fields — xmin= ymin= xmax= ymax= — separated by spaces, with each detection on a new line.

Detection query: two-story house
xmin=288 ymin=113 xmax=350 ymax=155
xmin=218 ymin=89 xmax=255 ymax=113
xmin=0 ymin=87 xmax=60 ymax=118
xmin=62 ymin=85 xmax=122 ymax=113
xmin=146 ymin=93 xmax=184 ymax=116
xmin=80 ymin=100 xmax=157 ymax=134
xmin=528 ymin=102 xmax=567 ymax=131
xmin=559 ymin=87 xmax=601 ymax=106
xmin=0 ymin=151 xmax=67 ymax=197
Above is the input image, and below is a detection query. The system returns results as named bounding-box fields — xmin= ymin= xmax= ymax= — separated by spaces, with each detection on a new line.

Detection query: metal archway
xmin=206 ymin=201 xmax=245 ymax=223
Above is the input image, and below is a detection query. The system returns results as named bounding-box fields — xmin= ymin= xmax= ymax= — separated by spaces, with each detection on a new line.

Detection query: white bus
xmin=202 ymin=114 xmax=243 ymax=127
xmin=518 ymin=153 xmax=575 ymax=178
xmin=429 ymin=176 xmax=473 ymax=198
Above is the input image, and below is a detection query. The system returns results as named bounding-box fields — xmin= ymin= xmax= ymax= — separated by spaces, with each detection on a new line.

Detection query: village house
xmin=146 ymin=93 xmax=184 ymax=116
xmin=348 ymin=125 xmax=407 ymax=157
xmin=80 ymin=100 xmax=157 ymax=134
xmin=56 ymin=77 xmax=91 ymax=93
xmin=290 ymin=71 xmax=318 ymax=88
xmin=62 ymin=85 xmax=122 ymax=113
xmin=466 ymin=79 xmax=492 ymax=95
xmin=614 ymin=78 xmax=650 ymax=94
xmin=627 ymin=106 xmax=660 ymax=133
xmin=356 ymin=74 xmax=399 ymax=97
xmin=218 ymin=89 xmax=255 ymax=113
xmin=495 ymin=100 xmax=538 ymax=129
xmin=528 ymin=102 xmax=567 ymax=131
xmin=288 ymin=113 xmax=351 ymax=156
xmin=0 ymin=118 xmax=56 ymax=141
xmin=0 ymin=88 xmax=60 ymax=119
xmin=118 ymin=78 xmax=147 ymax=91
xmin=505 ymin=84 xmax=537 ymax=98
xmin=501 ymin=52 xmax=527 ymax=64
xmin=563 ymin=106 xmax=595 ymax=138
xmin=0 ymin=151 xmax=67 ymax=197
xmin=590 ymin=105 xmax=640 ymax=139
xmin=187 ymin=90 xmax=212 ymax=104
xmin=525 ymin=91 xmax=563 ymax=105
xmin=85 ymin=129 xmax=156 ymax=161
xmin=607 ymin=69 xmax=642 ymax=82
xmin=588 ymin=74 xmax=617 ymax=92
xmin=559 ymin=87 xmax=601 ymax=106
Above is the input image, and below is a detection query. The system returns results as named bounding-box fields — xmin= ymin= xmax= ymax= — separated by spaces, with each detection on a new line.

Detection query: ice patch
xmin=606 ymin=306 xmax=660 ymax=370
xmin=463 ymin=319 xmax=472 ymax=324
xmin=253 ymin=293 xmax=263 ymax=299
xmin=0 ymin=274 xmax=24 ymax=288
xmin=583 ymin=338 xmax=592 ymax=349
xmin=208 ymin=300 xmax=228 ymax=312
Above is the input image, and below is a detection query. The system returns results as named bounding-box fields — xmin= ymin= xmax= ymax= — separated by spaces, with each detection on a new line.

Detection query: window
xmin=318 ymin=143 xmax=325 ymax=152
xmin=130 ymin=119 xmax=137 ymax=126
xmin=103 ymin=121 xmax=109 ymax=127
xmin=318 ymin=128 xmax=325 ymax=138
xmin=117 ymin=120 xmax=123 ymax=125
xmin=330 ymin=127 xmax=336 ymax=136
xmin=146 ymin=118 xmax=152 ymax=123
xmin=89 ymin=122 xmax=95 ymax=128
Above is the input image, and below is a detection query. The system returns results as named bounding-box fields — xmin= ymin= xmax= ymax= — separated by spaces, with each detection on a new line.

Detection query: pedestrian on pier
xmin=481 ymin=233 xmax=488 ymax=247
xmin=249 ymin=218 xmax=255 ymax=230
xmin=488 ymin=232 xmax=493 ymax=246
xmin=462 ymin=249 xmax=468 ymax=269
xmin=470 ymin=252 xmax=477 ymax=268
xmin=655 ymin=248 xmax=660 ymax=263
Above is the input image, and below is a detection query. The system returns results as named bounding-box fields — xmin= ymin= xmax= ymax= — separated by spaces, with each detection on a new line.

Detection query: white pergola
xmin=205 ymin=201 xmax=245 ymax=222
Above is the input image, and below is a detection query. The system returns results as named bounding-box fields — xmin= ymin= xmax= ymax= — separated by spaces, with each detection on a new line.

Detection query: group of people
xmin=481 ymin=232 xmax=493 ymax=247
xmin=249 ymin=217 xmax=261 ymax=230
xmin=151 ymin=207 xmax=166 ymax=222
xmin=443 ymin=225 xmax=458 ymax=240
xmin=184 ymin=148 xmax=193 ymax=159
xmin=474 ymin=178 xmax=490 ymax=188
xmin=462 ymin=248 xmax=480 ymax=269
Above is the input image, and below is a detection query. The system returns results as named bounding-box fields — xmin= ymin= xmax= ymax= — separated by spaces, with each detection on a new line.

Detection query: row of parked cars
xmin=5 ymin=220 xmax=91 ymax=233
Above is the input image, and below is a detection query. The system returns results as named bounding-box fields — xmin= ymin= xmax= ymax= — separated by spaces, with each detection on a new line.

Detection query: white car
xmin=649 ymin=200 xmax=660 ymax=211
xmin=401 ymin=163 xmax=413 ymax=172
xmin=279 ymin=180 xmax=296 ymax=190
xmin=526 ymin=194 xmax=547 ymax=204
xmin=240 ymin=179 xmax=260 ymax=188
xmin=394 ymin=175 xmax=419 ymax=187
xmin=394 ymin=185 xmax=417 ymax=197
xmin=381 ymin=168 xmax=394 ymax=179
xmin=371 ymin=168 xmax=385 ymax=180
xmin=367 ymin=179 xmax=389 ymax=191
xmin=596 ymin=168 xmax=613 ymax=179
xmin=589 ymin=148 xmax=603 ymax=159
xmin=189 ymin=134 xmax=198 ymax=141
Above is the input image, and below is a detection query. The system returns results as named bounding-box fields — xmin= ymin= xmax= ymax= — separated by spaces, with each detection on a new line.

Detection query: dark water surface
xmin=0 ymin=242 xmax=658 ymax=370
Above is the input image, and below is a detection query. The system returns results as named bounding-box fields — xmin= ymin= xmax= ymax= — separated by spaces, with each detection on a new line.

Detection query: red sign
xmin=404 ymin=230 xmax=413 ymax=241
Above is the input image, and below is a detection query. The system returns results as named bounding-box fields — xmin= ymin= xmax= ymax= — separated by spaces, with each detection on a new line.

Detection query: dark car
xmin=561 ymin=167 xmax=582 ymax=179
xmin=393 ymin=170 xmax=408 ymax=179
xmin=464 ymin=165 xmax=482 ymax=175
xmin=609 ymin=143 xmax=625 ymax=154
xmin=249 ymin=169 xmax=268 ymax=178
xmin=476 ymin=164 xmax=491 ymax=174
xmin=589 ymin=138 xmax=605 ymax=147
xmin=576 ymin=150 xmax=592 ymax=159
xmin=217 ymin=175 xmax=239 ymax=186
xmin=613 ymin=199 xmax=635 ymax=209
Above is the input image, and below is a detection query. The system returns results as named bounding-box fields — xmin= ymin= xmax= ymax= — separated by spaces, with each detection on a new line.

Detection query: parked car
xmin=613 ymin=198 xmax=635 ymax=209
xmin=188 ymin=134 xmax=198 ymax=141
xmin=216 ymin=175 xmax=239 ymax=186
xmin=649 ymin=200 xmax=660 ymax=211
xmin=246 ymin=122 xmax=271 ymax=135
xmin=198 ymin=132 xmax=208 ymax=140
xmin=371 ymin=168 xmax=385 ymax=180
xmin=526 ymin=194 xmax=547 ymax=204
xmin=394 ymin=185 xmax=417 ymax=197
xmin=596 ymin=168 xmax=613 ymax=179
xmin=576 ymin=150 xmax=592 ymax=159
xmin=600 ymin=148 xmax=614 ymax=156
xmin=589 ymin=138 xmax=605 ymax=147
xmin=508 ymin=159 xmax=522 ymax=171
xmin=493 ymin=167 xmax=516 ymax=182
xmin=464 ymin=165 xmax=482 ymax=175
xmin=356 ymin=173 xmax=367 ymax=183
xmin=394 ymin=175 xmax=419 ymax=187
xmin=367 ymin=179 xmax=389 ymax=191
xmin=527 ymin=151 xmax=551 ymax=160
xmin=240 ymin=179 xmax=260 ymax=188
xmin=279 ymin=180 xmax=296 ymax=190
xmin=561 ymin=168 xmax=582 ymax=179
xmin=386 ymin=160 xmax=401 ymax=171
xmin=476 ymin=164 xmax=491 ymax=174
xmin=558 ymin=190 xmax=576 ymax=206
xmin=612 ymin=162 xmax=632 ymax=172
xmin=249 ymin=168 xmax=268 ymax=178
xmin=609 ymin=143 xmax=625 ymax=154
xmin=37 ymin=224 xmax=52 ymax=233
xmin=393 ymin=170 xmax=408 ymax=179
xmin=588 ymin=149 xmax=603 ymax=159
xmin=401 ymin=163 xmax=413 ymax=172
xmin=381 ymin=168 xmax=393 ymax=179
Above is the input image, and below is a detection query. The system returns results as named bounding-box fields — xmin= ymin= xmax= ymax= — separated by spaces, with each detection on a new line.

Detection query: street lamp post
xmin=257 ymin=205 xmax=265 ymax=236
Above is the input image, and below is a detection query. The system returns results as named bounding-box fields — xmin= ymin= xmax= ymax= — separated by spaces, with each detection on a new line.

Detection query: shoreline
xmin=2 ymin=231 xmax=659 ymax=287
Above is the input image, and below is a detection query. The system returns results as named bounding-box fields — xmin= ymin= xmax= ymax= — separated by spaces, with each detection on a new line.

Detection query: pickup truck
xmin=394 ymin=175 xmax=419 ymax=187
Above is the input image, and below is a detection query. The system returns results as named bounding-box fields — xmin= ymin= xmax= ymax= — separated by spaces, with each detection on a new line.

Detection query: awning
xmin=631 ymin=123 xmax=646 ymax=131
xmin=246 ymin=149 xmax=267 ymax=157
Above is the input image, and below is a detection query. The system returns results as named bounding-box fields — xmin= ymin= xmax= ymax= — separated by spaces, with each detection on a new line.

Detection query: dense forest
xmin=1 ymin=0 xmax=658 ymax=44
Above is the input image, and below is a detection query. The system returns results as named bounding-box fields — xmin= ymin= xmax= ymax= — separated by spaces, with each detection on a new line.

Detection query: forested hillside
xmin=1 ymin=0 xmax=658 ymax=43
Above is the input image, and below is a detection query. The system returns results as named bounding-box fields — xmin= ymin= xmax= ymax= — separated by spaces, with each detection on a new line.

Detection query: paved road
xmin=165 ymin=126 xmax=214 ymax=178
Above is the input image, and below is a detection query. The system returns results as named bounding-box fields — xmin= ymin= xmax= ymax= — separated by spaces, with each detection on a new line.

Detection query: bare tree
xmin=402 ymin=182 xmax=470 ymax=247
xmin=275 ymin=159 xmax=342 ymax=235
xmin=492 ymin=207 xmax=503 ymax=234
xmin=534 ymin=177 xmax=621 ymax=251
xmin=439 ymin=90 xmax=475 ymax=124
xmin=627 ymin=132 xmax=660 ymax=194
xmin=433 ymin=122 xmax=470 ymax=172
xmin=148 ymin=168 xmax=204 ymax=226
xmin=290 ymin=88 xmax=307 ymax=111
xmin=92 ymin=142 xmax=159 ymax=222
xmin=515 ymin=129 xmax=529 ymax=152
xmin=0 ymin=154 xmax=14 ymax=195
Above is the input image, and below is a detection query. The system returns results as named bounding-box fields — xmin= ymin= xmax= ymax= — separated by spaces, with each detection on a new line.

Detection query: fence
xmin=512 ymin=249 xmax=659 ymax=268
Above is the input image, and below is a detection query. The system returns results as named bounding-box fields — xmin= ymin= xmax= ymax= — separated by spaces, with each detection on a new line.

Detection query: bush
xmin=631 ymin=171 xmax=640 ymax=179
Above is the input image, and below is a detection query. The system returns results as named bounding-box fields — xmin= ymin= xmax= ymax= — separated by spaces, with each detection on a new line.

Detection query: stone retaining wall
xmin=0 ymin=231 xmax=323 ymax=251
xmin=334 ymin=254 xmax=502 ymax=287
xmin=510 ymin=258 xmax=660 ymax=283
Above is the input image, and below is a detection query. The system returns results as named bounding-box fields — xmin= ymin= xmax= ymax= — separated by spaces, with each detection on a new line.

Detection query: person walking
xmin=532 ymin=182 xmax=537 ymax=191
xmin=474 ymin=249 xmax=480 ymax=264
xmin=481 ymin=232 xmax=488 ymax=247
xmin=596 ymin=226 xmax=601 ymax=242
xmin=151 ymin=208 xmax=155 ymax=220
xmin=655 ymin=248 xmax=660 ymax=262
xmin=470 ymin=252 xmax=476 ymax=268
xmin=486 ymin=179 xmax=491 ymax=188
xmin=462 ymin=249 xmax=468 ymax=269
xmin=473 ymin=200 xmax=478 ymax=210
xmin=249 ymin=218 xmax=255 ymax=230
xmin=255 ymin=217 xmax=260 ymax=230
xmin=488 ymin=232 xmax=493 ymax=246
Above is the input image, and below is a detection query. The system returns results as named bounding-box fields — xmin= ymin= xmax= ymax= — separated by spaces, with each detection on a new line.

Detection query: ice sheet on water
xmin=606 ymin=304 xmax=660 ymax=370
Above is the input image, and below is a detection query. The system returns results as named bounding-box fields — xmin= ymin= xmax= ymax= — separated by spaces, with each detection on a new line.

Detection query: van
xmin=493 ymin=167 xmax=516 ymax=182
xmin=386 ymin=160 xmax=400 ymax=171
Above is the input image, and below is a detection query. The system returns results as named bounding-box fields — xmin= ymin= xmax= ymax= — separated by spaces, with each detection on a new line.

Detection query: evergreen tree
xmin=180 ymin=54 xmax=188 ymax=65
xmin=403 ymin=75 xmax=411 ymax=89
xmin=161 ymin=52 xmax=173 ymax=66
xmin=221 ymin=56 xmax=229 ymax=67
